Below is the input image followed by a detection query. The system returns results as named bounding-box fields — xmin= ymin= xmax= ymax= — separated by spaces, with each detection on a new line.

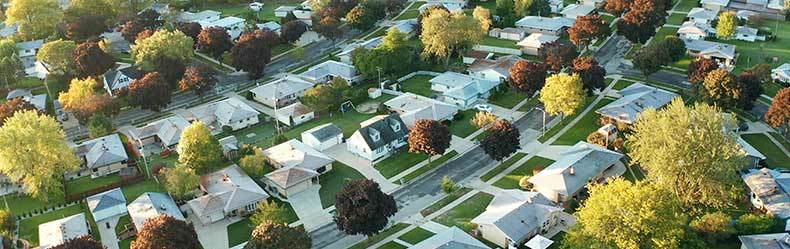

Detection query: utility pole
xmin=534 ymin=107 xmax=547 ymax=137
xmin=376 ymin=66 xmax=383 ymax=89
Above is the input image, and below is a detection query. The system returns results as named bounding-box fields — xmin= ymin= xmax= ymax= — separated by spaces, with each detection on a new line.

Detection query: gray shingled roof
xmin=87 ymin=188 xmax=128 ymax=221
xmin=303 ymin=123 xmax=343 ymax=142
xmin=739 ymin=233 xmax=790 ymax=249
xmin=74 ymin=133 xmax=129 ymax=169
xmin=356 ymin=114 xmax=409 ymax=151
xmin=264 ymin=167 xmax=320 ymax=189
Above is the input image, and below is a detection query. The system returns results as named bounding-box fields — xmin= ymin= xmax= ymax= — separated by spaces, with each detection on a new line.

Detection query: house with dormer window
xmin=103 ymin=63 xmax=144 ymax=96
xmin=346 ymin=114 xmax=409 ymax=161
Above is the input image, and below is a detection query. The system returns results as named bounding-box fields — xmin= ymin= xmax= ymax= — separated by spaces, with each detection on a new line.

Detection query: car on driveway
xmin=475 ymin=104 xmax=492 ymax=113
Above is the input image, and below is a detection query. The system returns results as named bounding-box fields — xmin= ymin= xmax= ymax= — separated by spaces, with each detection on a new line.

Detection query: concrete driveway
xmin=96 ymin=216 xmax=120 ymax=249
xmin=287 ymin=186 xmax=333 ymax=231
xmin=323 ymin=143 xmax=399 ymax=192
xmin=187 ymin=208 xmax=235 ymax=249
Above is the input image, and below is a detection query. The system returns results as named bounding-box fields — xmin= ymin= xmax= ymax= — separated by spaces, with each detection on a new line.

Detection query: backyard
xmin=494 ymin=156 xmax=556 ymax=189
xmin=319 ymin=162 xmax=365 ymax=208
xmin=741 ymin=133 xmax=790 ymax=168
xmin=649 ymin=27 xmax=680 ymax=45
xmin=433 ymin=192 xmax=493 ymax=232
xmin=121 ymin=179 xmax=166 ymax=202
xmin=666 ymin=12 xmax=686 ymax=25
xmin=489 ymin=88 xmax=528 ymax=109
xmin=479 ymin=37 xmax=520 ymax=49
xmin=64 ymin=174 xmax=123 ymax=196
xmin=200 ymin=0 xmax=302 ymax=21
xmin=400 ymin=75 xmax=435 ymax=98
xmin=253 ymin=109 xmax=379 ymax=150
xmin=715 ymin=21 xmax=790 ymax=73
xmin=2 ymin=194 xmax=66 ymax=216
xmin=551 ymin=98 xmax=616 ymax=145
xmin=17 ymin=204 xmax=98 ymax=247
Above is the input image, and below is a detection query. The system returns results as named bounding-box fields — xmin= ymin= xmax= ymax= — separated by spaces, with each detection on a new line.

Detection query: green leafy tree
xmin=633 ymin=43 xmax=671 ymax=77
xmin=132 ymin=30 xmax=194 ymax=71
xmin=660 ymin=36 xmax=687 ymax=62
xmin=314 ymin=16 xmax=343 ymax=43
xmin=0 ymin=110 xmax=81 ymax=201
xmin=0 ymin=39 xmax=22 ymax=91
xmin=162 ymin=164 xmax=199 ymax=199
xmin=86 ymin=114 xmax=112 ymax=138
xmin=539 ymin=73 xmax=586 ymax=117
xmin=496 ymin=0 xmax=517 ymax=26
xmin=239 ymin=147 xmax=266 ymax=177
xmin=381 ymin=28 xmax=407 ymax=50
xmin=472 ymin=6 xmax=492 ymax=32
xmin=245 ymin=221 xmax=311 ymax=249
xmin=515 ymin=0 xmax=534 ymax=15
xmin=301 ymin=78 xmax=349 ymax=113
xmin=717 ymin=11 xmax=737 ymax=39
xmin=421 ymin=9 xmax=484 ymax=68
xmin=441 ymin=176 xmax=457 ymax=193
xmin=5 ymin=0 xmax=63 ymax=40
xmin=250 ymin=200 xmax=290 ymax=225
xmin=280 ymin=20 xmax=307 ymax=44
xmin=0 ymin=209 xmax=14 ymax=237
xmin=37 ymin=40 xmax=77 ymax=75
xmin=177 ymin=121 xmax=222 ymax=173
xmin=64 ymin=0 xmax=116 ymax=25
xmin=736 ymin=213 xmax=777 ymax=235
xmin=626 ymin=99 xmax=745 ymax=210
xmin=690 ymin=212 xmax=735 ymax=243
xmin=334 ymin=179 xmax=397 ymax=236
xmin=346 ymin=5 xmax=377 ymax=30
xmin=481 ymin=119 xmax=521 ymax=161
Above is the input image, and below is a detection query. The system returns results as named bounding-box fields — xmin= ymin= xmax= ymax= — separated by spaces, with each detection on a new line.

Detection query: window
xmin=391 ymin=122 xmax=400 ymax=132
xmin=370 ymin=128 xmax=380 ymax=142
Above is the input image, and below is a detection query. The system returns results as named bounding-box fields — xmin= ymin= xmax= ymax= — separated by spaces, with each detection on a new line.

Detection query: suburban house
xmin=682 ymin=38 xmax=737 ymax=69
xmin=735 ymin=26 xmax=766 ymax=42
xmin=742 ymin=168 xmax=790 ymax=219
xmin=471 ymin=190 xmax=564 ymax=248
xmin=595 ymin=83 xmax=679 ymax=124
xmin=262 ymin=139 xmax=335 ymax=197
xmin=5 ymin=88 xmax=46 ymax=111
xmin=0 ymin=23 xmax=17 ymax=38
xmin=411 ymin=226 xmax=489 ymax=249
xmin=463 ymin=50 xmax=493 ymax=64
xmin=467 ymin=55 xmax=522 ymax=82
xmin=301 ymin=123 xmax=343 ymax=151
xmin=219 ymin=135 xmax=240 ymax=159
xmin=127 ymin=115 xmax=191 ymax=154
xmin=103 ymin=63 xmax=144 ymax=96
xmin=700 ymin=0 xmax=729 ymax=11
xmin=274 ymin=6 xmax=298 ymax=17
xmin=418 ymin=2 xmax=464 ymax=13
xmin=127 ymin=192 xmax=185 ymax=231
xmin=257 ymin=21 xmax=282 ymax=35
xmin=737 ymin=137 xmax=767 ymax=168
xmin=389 ymin=19 xmax=418 ymax=37
xmin=347 ymin=114 xmax=409 ymax=161
xmin=38 ymin=213 xmax=91 ymax=249
xmin=677 ymin=20 xmax=715 ymax=40
xmin=425 ymin=0 xmax=468 ymax=8
xmin=250 ymin=74 xmax=314 ymax=107
xmin=384 ymin=93 xmax=460 ymax=128
xmin=87 ymin=188 xmax=128 ymax=227
xmin=275 ymin=102 xmax=315 ymax=126
xmin=187 ymin=165 xmax=270 ymax=224
xmin=178 ymin=10 xmax=221 ymax=23
xmin=581 ymin=0 xmax=605 ymax=7
xmin=561 ymin=4 xmax=596 ymax=19
xmin=687 ymin=7 xmax=718 ymax=23
xmin=183 ymin=97 xmax=260 ymax=132
xmin=69 ymin=133 xmax=130 ymax=180
xmin=429 ymin=71 xmax=500 ymax=109
xmin=337 ymin=36 xmax=383 ymax=64
xmin=489 ymin=27 xmax=527 ymax=41
xmin=772 ymin=63 xmax=790 ymax=83
xmin=16 ymin=39 xmax=43 ymax=73
xmin=293 ymin=9 xmax=313 ymax=26
xmin=32 ymin=61 xmax=54 ymax=79
xmin=518 ymin=33 xmax=560 ymax=56
xmin=550 ymin=0 xmax=565 ymax=12
xmin=529 ymin=141 xmax=625 ymax=203
xmin=299 ymin=60 xmax=361 ymax=84
xmin=739 ymin=233 xmax=790 ymax=249
xmin=199 ymin=16 xmax=246 ymax=40
xmin=515 ymin=16 xmax=574 ymax=36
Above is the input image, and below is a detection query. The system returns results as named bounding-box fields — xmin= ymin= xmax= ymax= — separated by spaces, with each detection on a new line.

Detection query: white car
xmin=249 ymin=2 xmax=264 ymax=11
xmin=475 ymin=104 xmax=493 ymax=113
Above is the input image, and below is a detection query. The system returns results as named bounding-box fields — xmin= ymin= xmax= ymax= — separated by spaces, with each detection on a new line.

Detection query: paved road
xmin=309 ymin=108 xmax=555 ymax=248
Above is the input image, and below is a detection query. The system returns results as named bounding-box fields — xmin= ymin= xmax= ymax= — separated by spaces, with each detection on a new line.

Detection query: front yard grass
xmin=225 ymin=121 xmax=277 ymax=145
xmin=349 ymin=223 xmax=410 ymax=249
xmin=400 ymin=75 xmax=435 ymax=98
xmin=537 ymin=98 xmax=594 ymax=143
xmin=741 ymin=133 xmax=790 ymax=168
xmin=669 ymin=55 xmax=693 ymax=70
xmin=420 ymin=188 xmax=473 ymax=216
xmin=398 ymin=227 xmax=435 ymax=245
xmin=489 ymin=88 xmax=528 ymax=109
xmin=480 ymin=153 xmax=527 ymax=181
xmin=479 ymin=37 xmax=519 ymax=49
xmin=650 ymin=27 xmax=680 ymax=45
xmin=447 ymin=110 xmax=479 ymax=138
xmin=18 ymin=205 xmax=92 ymax=247
xmin=379 ymin=241 xmax=408 ymax=249
xmin=119 ymin=237 xmax=134 ymax=249
xmin=375 ymin=147 xmax=429 ymax=179
xmin=718 ymin=21 xmax=790 ymax=73
xmin=433 ymin=192 xmax=493 ymax=232
xmin=673 ymin=0 xmax=699 ymax=12
xmin=612 ymin=79 xmax=635 ymax=90
xmin=769 ymin=132 xmax=790 ymax=151
xmin=65 ymin=174 xmax=123 ymax=196
xmin=551 ymin=98 xmax=615 ymax=145
xmin=667 ymin=12 xmax=686 ymax=25
xmin=763 ymin=81 xmax=784 ymax=97
xmin=319 ymin=162 xmax=365 ymax=208
xmin=402 ymin=150 xmax=459 ymax=182
xmin=493 ymin=156 xmax=556 ymax=189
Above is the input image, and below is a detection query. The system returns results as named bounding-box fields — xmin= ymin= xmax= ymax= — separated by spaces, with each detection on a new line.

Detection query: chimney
xmin=569 ymin=166 xmax=575 ymax=175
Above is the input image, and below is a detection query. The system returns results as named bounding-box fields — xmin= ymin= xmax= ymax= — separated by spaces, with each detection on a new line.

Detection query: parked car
xmin=249 ymin=2 xmax=264 ymax=11
xmin=475 ymin=104 xmax=493 ymax=113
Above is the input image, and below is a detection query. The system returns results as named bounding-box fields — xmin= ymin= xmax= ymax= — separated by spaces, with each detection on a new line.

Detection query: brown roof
xmin=464 ymin=50 xmax=489 ymax=59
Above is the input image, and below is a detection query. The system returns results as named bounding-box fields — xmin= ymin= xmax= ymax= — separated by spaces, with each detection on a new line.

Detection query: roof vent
xmin=569 ymin=166 xmax=575 ymax=175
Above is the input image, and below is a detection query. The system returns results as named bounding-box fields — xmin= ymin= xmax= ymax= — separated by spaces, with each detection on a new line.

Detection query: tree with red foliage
xmin=66 ymin=15 xmax=106 ymax=41
xmin=179 ymin=66 xmax=216 ymax=96
xmin=135 ymin=29 xmax=155 ymax=42
xmin=127 ymin=72 xmax=172 ymax=111
xmin=121 ymin=20 xmax=146 ymax=43
xmin=571 ymin=56 xmax=607 ymax=94
xmin=334 ymin=179 xmax=397 ymax=236
xmin=617 ymin=0 xmax=664 ymax=44
xmin=257 ymin=29 xmax=280 ymax=46
xmin=245 ymin=222 xmax=312 ymax=249
xmin=51 ymin=235 xmax=104 ymax=249
xmin=315 ymin=16 xmax=343 ymax=43
xmin=71 ymin=94 xmax=122 ymax=123
xmin=131 ymin=215 xmax=200 ymax=249
xmin=408 ymin=119 xmax=452 ymax=158
xmin=568 ymin=14 xmax=611 ymax=49
xmin=231 ymin=30 xmax=273 ymax=79
xmin=74 ymin=41 xmax=115 ymax=78
xmin=736 ymin=71 xmax=763 ymax=111
xmin=178 ymin=22 xmax=202 ymax=44
xmin=197 ymin=27 xmax=233 ymax=61
xmin=280 ymin=20 xmax=307 ymax=44
xmin=508 ymin=60 xmax=547 ymax=95
xmin=481 ymin=119 xmax=521 ymax=161
xmin=0 ymin=97 xmax=38 ymax=126
xmin=687 ymin=58 xmax=719 ymax=84
xmin=153 ymin=56 xmax=186 ymax=87
xmin=765 ymin=87 xmax=790 ymax=129
xmin=539 ymin=41 xmax=579 ymax=71
xmin=604 ymin=0 xmax=632 ymax=16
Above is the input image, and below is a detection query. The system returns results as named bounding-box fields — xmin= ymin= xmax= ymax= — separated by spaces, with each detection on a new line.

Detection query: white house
xmin=389 ymin=19 xmax=418 ymax=38
xmin=293 ymin=9 xmax=313 ymax=26
xmin=687 ymin=7 xmax=718 ymax=24
xmin=528 ymin=141 xmax=625 ymax=203
xmin=418 ymin=2 xmax=464 ymax=13
xmin=772 ymin=63 xmax=790 ymax=83
xmin=739 ymin=233 xmax=790 ymax=249
xmin=550 ymin=0 xmax=565 ymax=13
xmin=429 ymin=71 xmax=500 ymax=109
xmin=5 ymin=88 xmax=46 ymax=111
xmin=103 ymin=63 xmax=144 ymax=96
xmin=515 ymin=16 xmax=574 ymax=36
xmin=274 ymin=6 xmax=298 ymax=17
xmin=275 ymin=102 xmax=315 ymax=126
xmin=87 ymin=188 xmax=128 ymax=227
xmin=178 ymin=10 xmax=221 ymax=23
xmin=496 ymin=28 xmax=527 ymax=41
xmin=262 ymin=139 xmax=335 ymax=197
xmin=384 ymin=93 xmax=460 ymax=128
xmin=742 ymin=168 xmax=790 ymax=219
xmin=471 ymin=190 xmax=563 ymax=249
xmin=561 ymin=4 xmax=596 ymax=20
xmin=199 ymin=16 xmax=246 ymax=40
xmin=38 ymin=213 xmax=91 ymax=249
xmin=301 ymin=123 xmax=343 ymax=151
xmin=518 ymin=33 xmax=560 ymax=56
xmin=677 ymin=20 xmax=715 ymax=40
xmin=411 ymin=226 xmax=489 ymax=249
xmin=257 ymin=21 xmax=282 ymax=35
xmin=183 ymin=97 xmax=260 ymax=132
xmin=299 ymin=60 xmax=362 ymax=84
xmin=250 ymin=74 xmax=314 ymax=107
xmin=700 ymin=0 xmax=729 ymax=12
xmin=735 ymin=26 xmax=766 ymax=42
xmin=347 ymin=114 xmax=409 ymax=161
xmin=467 ymin=55 xmax=523 ymax=82
xmin=425 ymin=0 xmax=468 ymax=8
xmin=127 ymin=115 xmax=191 ymax=154
xmin=595 ymin=82 xmax=679 ymax=124
xmin=337 ymin=36 xmax=383 ymax=64
xmin=187 ymin=165 xmax=270 ymax=224
xmin=127 ymin=192 xmax=185 ymax=231
xmin=682 ymin=38 xmax=737 ymax=69
xmin=69 ymin=133 xmax=130 ymax=180
xmin=581 ymin=0 xmax=605 ymax=7
xmin=16 ymin=39 xmax=43 ymax=74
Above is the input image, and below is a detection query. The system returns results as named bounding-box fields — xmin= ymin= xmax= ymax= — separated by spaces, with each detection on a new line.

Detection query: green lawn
xmin=612 ymin=79 xmax=636 ymax=90
xmin=538 ymin=98 xmax=594 ymax=142
xmin=319 ymin=162 xmax=365 ymax=208
xmin=673 ymin=0 xmax=699 ymax=12
xmin=480 ymin=153 xmax=527 ymax=181
xmin=741 ymin=133 xmax=790 ymax=168
xmin=121 ymin=179 xmax=166 ymax=202
xmin=490 ymin=88 xmax=528 ymax=109
xmin=115 ymin=215 xmax=132 ymax=234
xmin=227 ymin=218 xmax=254 ymax=247
xmin=650 ymin=27 xmax=680 ymax=45
xmin=433 ymin=192 xmax=493 ymax=232
xmin=119 ymin=237 xmax=134 ymax=249
xmin=769 ymin=132 xmax=790 ymax=151
xmin=349 ymin=223 xmax=410 ymax=249
xmin=272 ymin=43 xmax=295 ymax=56
xmin=201 ymin=0 xmax=301 ymax=21
xmin=375 ymin=147 xmax=429 ymax=179
xmin=420 ymin=188 xmax=473 ymax=216
xmin=379 ymin=241 xmax=408 ymax=249
xmin=223 ymin=121 xmax=277 ymax=145
xmin=2 ymin=194 xmax=66 ymax=216
xmin=398 ymin=227 xmax=435 ymax=244
xmin=400 ymin=75 xmax=435 ymax=97
xmin=764 ymin=81 xmax=784 ymax=97
xmin=493 ymin=156 xmax=556 ymax=189
xmin=717 ymin=21 xmax=790 ymax=73
xmin=552 ymin=98 xmax=615 ymax=145
xmin=13 ymin=77 xmax=45 ymax=89
xmin=254 ymin=109 xmax=378 ymax=149
xmin=669 ymin=55 xmax=693 ymax=70
xmin=18 ymin=205 xmax=91 ymax=247
xmin=270 ymin=197 xmax=300 ymax=224
xmin=479 ymin=37 xmax=519 ymax=49
xmin=65 ymin=174 xmax=123 ymax=196
xmin=402 ymin=151 xmax=459 ymax=182
xmin=448 ymin=110 xmax=479 ymax=138
xmin=601 ymin=15 xmax=616 ymax=26
xmin=667 ymin=12 xmax=686 ymax=25
xmin=394 ymin=1 xmax=424 ymax=20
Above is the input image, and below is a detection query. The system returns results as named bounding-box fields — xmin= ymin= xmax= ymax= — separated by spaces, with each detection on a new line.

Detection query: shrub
xmin=221 ymin=125 xmax=233 ymax=134
xmin=587 ymin=131 xmax=607 ymax=147
xmin=736 ymin=213 xmax=777 ymax=235
xmin=453 ymin=112 xmax=465 ymax=121
xmin=441 ymin=176 xmax=457 ymax=194
xmin=690 ymin=212 xmax=735 ymax=243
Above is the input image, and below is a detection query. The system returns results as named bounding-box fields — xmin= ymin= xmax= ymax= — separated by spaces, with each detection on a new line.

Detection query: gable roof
xmin=257 ymin=21 xmax=281 ymax=31
xmin=773 ymin=63 xmax=790 ymax=79
xmin=302 ymin=123 xmax=343 ymax=142
xmin=682 ymin=38 xmax=736 ymax=59
xmin=250 ymin=74 xmax=314 ymax=100
xmin=701 ymin=0 xmax=729 ymax=6
xmin=431 ymin=72 xmax=500 ymax=100
xmin=300 ymin=60 xmax=357 ymax=82
xmin=15 ymin=39 xmax=43 ymax=51
xmin=742 ymin=168 xmax=790 ymax=219
xmin=467 ymin=55 xmax=523 ymax=79
xmin=338 ymin=36 xmax=383 ymax=58
xmin=739 ymin=233 xmax=790 ymax=249
xmin=515 ymin=16 xmax=573 ymax=31
xmin=561 ymin=4 xmax=596 ymax=19
xmin=471 ymin=190 xmax=562 ymax=243
xmin=595 ymin=82 xmax=679 ymax=124
xmin=529 ymin=141 xmax=624 ymax=196
xmin=411 ymin=226 xmax=490 ymax=249
xmin=687 ymin=7 xmax=718 ymax=20
xmin=518 ymin=33 xmax=560 ymax=48
xmin=128 ymin=192 xmax=185 ymax=231
xmin=87 ymin=188 xmax=128 ymax=221
xmin=214 ymin=97 xmax=260 ymax=126
xmin=128 ymin=115 xmax=191 ymax=147
xmin=103 ymin=63 xmax=144 ymax=91
xmin=390 ymin=19 xmax=418 ymax=34
xmin=353 ymin=114 xmax=409 ymax=151
xmin=74 ymin=133 xmax=129 ymax=169
xmin=38 ymin=213 xmax=90 ymax=249
xmin=384 ymin=93 xmax=459 ymax=127
xmin=262 ymin=139 xmax=335 ymax=171
xmin=188 ymin=165 xmax=269 ymax=216
xmin=677 ymin=21 xmax=714 ymax=36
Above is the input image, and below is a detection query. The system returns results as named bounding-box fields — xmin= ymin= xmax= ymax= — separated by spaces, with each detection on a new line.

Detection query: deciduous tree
xmin=0 ymin=110 xmax=81 ymax=201
xmin=568 ymin=14 xmax=610 ymax=49
xmin=495 ymin=0 xmax=517 ymax=26
xmin=197 ymin=27 xmax=233 ymax=60
xmin=765 ymin=87 xmax=790 ymax=129
xmin=0 ymin=39 xmax=23 ymax=91
xmin=661 ymin=36 xmax=687 ymax=62
xmin=51 ymin=235 xmax=104 ymax=249
xmin=346 ymin=5 xmax=377 ymax=30
xmin=408 ymin=119 xmax=452 ymax=157
xmin=245 ymin=221 xmax=311 ymax=249
xmin=59 ymin=77 xmax=121 ymax=122
xmin=0 ymin=97 xmax=37 ymax=126
xmin=617 ymin=0 xmax=661 ymax=44
xmin=690 ymin=212 xmax=735 ymax=243
xmin=539 ymin=41 xmax=578 ymax=71
xmin=632 ymin=44 xmax=670 ymax=77
xmin=746 ymin=63 xmax=772 ymax=82
xmin=736 ymin=71 xmax=763 ymax=110
xmin=314 ymin=16 xmax=343 ymax=42
xmin=127 ymin=72 xmax=172 ymax=111
xmin=472 ymin=6 xmax=492 ymax=32
xmin=515 ymin=0 xmax=534 ymax=15
xmin=87 ymin=113 xmax=112 ymax=138
xmin=717 ymin=11 xmax=737 ymax=39
xmin=74 ymin=41 xmax=115 ymax=78
xmin=162 ymin=164 xmax=199 ymax=199
xmin=66 ymin=15 xmax=107 ymax=41
xmin=132 ymin=30 xmax=194 ymax=71
xmin=571 ymin=56 xmax=606 ymax=94
xmin=421 ymin=9 xmax=484 ymax=68
xmin=179 ymin=66 xmax=216 ymax=96
xmin=178 ymin=22 xmax=203 ymax=44
xmin=471 ymin=111 xmax=498 ymax=128
xmin=301 ymin=78 xmax=349 ymax=113
xmin=231 ymin=29 xmax=273 ymax=79
xmin=604 ymin=0 xmax=632 ymax=16
xmin=136 ymin=29 xmax=155 ymax=42
xmin=539 ymin=73 xmax=586 ymax=116
xmin=698 ymin=69 xmax=741 ymax=109
xmin=177 ymin=121 xmax=222 ymax=173
xmin=0 ymin=209 xmax=14 ymax=237
xmin=481 ymin=119 xmax=521 ymax=161
xmin=280 ymin=20 xmax=307 ymax=44
xmin=239 ymin=147 xmax=266 ymax=177
xmin=626 ymin=99 xmax=745 ymax=210
xmin=687 ymin=58 xmax=719 ymax=84
xmin=736 ymin=213 xmax=777 ymax=235
xmin=64 ymin=0 xmax=115 ymax=25
xmin=508 ymin=60 xmax=546 ymax=95
xmin=250 ymin=200 xmax=290 ymax=225
xmin=334 ymin=179 xmax=397 ymax=236
xmin=121 ymin=20 xmax=146 ymax=43
xmin=131 ymin=215 xmax=201 ymax=249
xmin=5 ymin=0 xmax=63 ymax=40
xmin=37 ymin=40 xmax=77 ymax=75
xmin=153 ymin=56 xmax=186 ymax=87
